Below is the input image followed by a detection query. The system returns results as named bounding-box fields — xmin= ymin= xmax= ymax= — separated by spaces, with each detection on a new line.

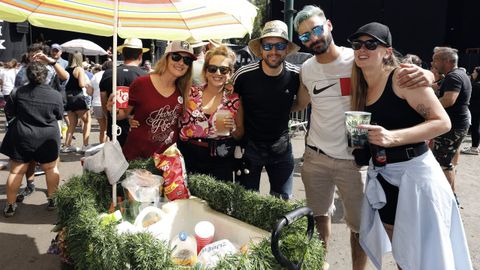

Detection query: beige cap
xmin=164 ymin=40 xmax=197 ymax=60
xmin=117 ymin=38 xmax=149 ymax=53
xmin=248 ymin=20 xmax=300 ymax=58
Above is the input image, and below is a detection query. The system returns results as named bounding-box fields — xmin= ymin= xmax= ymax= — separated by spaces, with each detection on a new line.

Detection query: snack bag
xmin=153 ymin=143 xmax=190 ymax=201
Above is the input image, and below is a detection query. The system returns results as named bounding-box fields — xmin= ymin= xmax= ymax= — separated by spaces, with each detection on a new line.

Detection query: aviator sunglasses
xmin=261 ymin=42 xmax=288 ymax=51
xmin=170 ymin=52 xmax=194 ymax=66
xmin=206 ymin=65 xmax=231 ymax=74
xmin=298 ymin=24 xmax=325 ymax=43
xmin=350 ymin=39 xmax=381 ymax=50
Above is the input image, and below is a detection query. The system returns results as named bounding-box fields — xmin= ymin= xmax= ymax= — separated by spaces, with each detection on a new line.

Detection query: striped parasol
xmin=0 ymin=0 xmax=257 ymax=40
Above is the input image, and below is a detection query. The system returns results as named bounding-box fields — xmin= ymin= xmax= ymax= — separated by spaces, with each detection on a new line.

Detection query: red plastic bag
xmin=153 ymin=144 xmax=189 ymax=201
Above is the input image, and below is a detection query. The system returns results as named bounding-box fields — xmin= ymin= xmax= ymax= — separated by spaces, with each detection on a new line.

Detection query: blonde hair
xmin=202 ymin=45 xmax=236 ymax=81
xmin=351 ymin=49 xmax=400 ymax=111
xmin=152 ymin=52 xmax=193 ymax=101
xmin=68 ymin=52 xmax=84 ymax=68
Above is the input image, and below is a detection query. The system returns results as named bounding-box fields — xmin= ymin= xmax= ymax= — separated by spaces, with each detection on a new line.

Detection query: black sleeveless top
xmin=65 ymin=67 xmax=83 ymax=96
xmin=365 ymin=70 xmax=425 ymax=150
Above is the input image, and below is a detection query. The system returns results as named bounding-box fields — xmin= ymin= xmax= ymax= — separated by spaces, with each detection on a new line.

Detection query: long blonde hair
xmin=68 ymin=52 xmax=84 ymax=68
xmin=350 ymin=49 xmax=400 ymax=111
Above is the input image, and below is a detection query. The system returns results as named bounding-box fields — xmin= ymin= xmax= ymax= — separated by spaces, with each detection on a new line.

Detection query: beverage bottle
xmin=170 ymin=231 xmax=197 ymax=266
xmin=61 ymin=121 xmax=68 ymax=139
xmin=369 ymin=122 xmax=386 ymax=167
xmin=370 ymin=143 xmax=386 ymax=167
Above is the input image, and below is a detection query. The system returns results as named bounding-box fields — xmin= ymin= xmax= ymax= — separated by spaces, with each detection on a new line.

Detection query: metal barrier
xmin=289 ymin=107 xmax=309 ymax=137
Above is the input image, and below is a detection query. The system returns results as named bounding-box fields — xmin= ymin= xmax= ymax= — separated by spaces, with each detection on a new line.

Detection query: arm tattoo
xmin=416 ymin=104 xmax=430 ymax=118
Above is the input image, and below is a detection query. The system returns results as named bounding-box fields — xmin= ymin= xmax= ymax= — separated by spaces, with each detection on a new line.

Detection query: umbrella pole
xmin=112 ymin=0 xmax=119 ymax=207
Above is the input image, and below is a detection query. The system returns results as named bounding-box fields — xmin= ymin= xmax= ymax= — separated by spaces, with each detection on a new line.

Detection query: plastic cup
xmin=214 ymin=109 xmax=231 ymax=136
xmin=116 ymin=86 xmax=129 ymax=109
xmin=345 ymin=111 xmax=371 ymax=149
xmin=194 ymin=221 xmax=215 ymax=254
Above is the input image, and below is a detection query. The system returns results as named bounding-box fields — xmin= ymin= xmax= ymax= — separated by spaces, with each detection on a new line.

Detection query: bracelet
xmin=48 ymin=61 xmax=57 ymax=66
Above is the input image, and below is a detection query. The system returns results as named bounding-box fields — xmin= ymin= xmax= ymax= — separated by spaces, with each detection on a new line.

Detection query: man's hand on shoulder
xmin=397 ymin=63 xmax=434 ymax=89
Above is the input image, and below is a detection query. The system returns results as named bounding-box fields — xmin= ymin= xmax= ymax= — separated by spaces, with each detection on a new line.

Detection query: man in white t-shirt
xmin=292 ymin=5 xmax=434 ymax=270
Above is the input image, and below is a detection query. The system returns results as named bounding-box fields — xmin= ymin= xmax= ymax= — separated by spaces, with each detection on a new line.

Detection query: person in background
xmin=461 ymin=66 xmax=480 ymax=155
xmin=90 ymin=60 xmax=112 ymax=144
xmin=178 ymin=45 xmax=244 ymax=181
xmin=0 ymin=58 xmax=19 ymax=124
xmin=116 ymin=40 xmax=193 ymax=160
xmin=50 ymin=43 xmax=68 ymax=69
xmin=401 ymin=53 xmax=422 ymax=67
xmin=100 ymin=38 xmax=148 ymax=146
xmin=349 ymin=22 xmax=472 ymax=270
xmin=430 ymin=47 xmax=472 ymax=204
xmin=14 ymin=43 xmax=69 ymax=203
xmin=2 ymin=62 xmax=64 ymax=217
xmin=142 ymin=60 xmax=153 ymax=73
xmin=232 ymin=20 xmax=301 ymax=200
xmin=187 ymin=38 xmax=209 ymax=87
xmin=61 ymin=52 xmax=93 ymax=153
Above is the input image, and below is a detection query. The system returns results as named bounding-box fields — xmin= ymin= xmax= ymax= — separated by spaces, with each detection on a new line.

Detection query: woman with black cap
xmin=349 ymin=22 xmax=472 ymax=269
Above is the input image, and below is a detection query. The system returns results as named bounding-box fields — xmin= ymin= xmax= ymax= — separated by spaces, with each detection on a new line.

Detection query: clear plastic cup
xmin=345 ymin=111 xmax=371 ymax=149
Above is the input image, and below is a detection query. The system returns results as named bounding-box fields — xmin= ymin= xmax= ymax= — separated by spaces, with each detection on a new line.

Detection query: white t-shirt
xmin=91 ymin=70 xmax=104 ymax=107
xmin=1 ymin=68 xmax=18 ymax=96
xmin=301 ymin=46 xmax=354 ymax=160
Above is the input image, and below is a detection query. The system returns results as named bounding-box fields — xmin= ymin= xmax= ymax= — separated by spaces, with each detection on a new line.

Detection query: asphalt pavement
xmin=0 ymin=122 xmax=479 ymax=270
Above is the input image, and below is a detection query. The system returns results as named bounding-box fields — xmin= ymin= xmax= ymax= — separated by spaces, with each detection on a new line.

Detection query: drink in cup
xmin=116 ymin=86 xmax=129 ymax=109
xmin=214 ymin=109 xmax=232 ymax=136
xmin=345 ymin=111 xmax=371 ymax=149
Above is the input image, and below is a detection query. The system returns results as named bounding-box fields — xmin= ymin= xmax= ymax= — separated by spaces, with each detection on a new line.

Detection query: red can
xmin=116 ymin=86 xmax=129 ymax=109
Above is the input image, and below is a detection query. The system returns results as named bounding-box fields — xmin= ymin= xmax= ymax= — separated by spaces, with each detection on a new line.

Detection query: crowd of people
xmin=0 ymin=3 xmax=477 ymax=269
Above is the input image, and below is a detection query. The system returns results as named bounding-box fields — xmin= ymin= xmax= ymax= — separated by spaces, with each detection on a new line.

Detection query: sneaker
xmin=4 ymin=203 xmax=17 ymax=217
xmin=60 ymin=145 xmax=79 ymax=153
xmin=16 ymin=185 xmax=35 ymax=203
xmin=80 ymin=144 xmax=92 ymax=153
xmin=34 ymin=165 xmax=45 ymax=176
xmin=461 ymin=147 xmax=479 ymax=155
xmin=47 ymin=198 xmax=56 ymax=211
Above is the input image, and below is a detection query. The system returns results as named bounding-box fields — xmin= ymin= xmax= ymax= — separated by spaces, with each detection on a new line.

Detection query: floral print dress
xmin=179 ymin=84 xmax=240 ymax=140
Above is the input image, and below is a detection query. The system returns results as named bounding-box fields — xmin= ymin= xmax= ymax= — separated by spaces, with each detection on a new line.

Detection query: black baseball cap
xmin=348 ymin=22 xmax=392 ymax=47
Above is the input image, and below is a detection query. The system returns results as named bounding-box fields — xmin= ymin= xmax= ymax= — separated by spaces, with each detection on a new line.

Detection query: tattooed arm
xmin=359 ymin=70 xmax=451 ymax=148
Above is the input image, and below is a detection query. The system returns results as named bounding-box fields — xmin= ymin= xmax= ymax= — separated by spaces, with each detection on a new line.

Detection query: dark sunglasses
xmin=170 ymin=52 xmax=193 ymax=66
xmin=206 ymin=65 xmax=231 ymax=74
xmin=298 ymin=25 xmax=325 ymax=43
xmin=261 ymin=42 xmax=288 ymax=51
xmin=350 ymin=39 xmax=380 ymax=50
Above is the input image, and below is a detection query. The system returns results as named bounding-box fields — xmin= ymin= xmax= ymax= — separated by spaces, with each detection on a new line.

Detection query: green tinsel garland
xmin=54 ymin=158 xmax=325 ymax=269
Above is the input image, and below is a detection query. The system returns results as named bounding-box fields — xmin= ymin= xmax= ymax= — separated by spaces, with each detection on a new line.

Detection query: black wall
xmin=271 ymin=0 xmax=479 ymax=71
xmin=0 ymin=21 xmax=28 ymax=62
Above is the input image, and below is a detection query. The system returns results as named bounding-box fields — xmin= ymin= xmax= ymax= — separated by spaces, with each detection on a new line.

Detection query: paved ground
xmin=0 ymin=123 xmax=479 ymax=269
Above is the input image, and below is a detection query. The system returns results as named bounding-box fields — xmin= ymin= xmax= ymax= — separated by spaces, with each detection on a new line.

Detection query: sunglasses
xmin=350 ymin=39 xmax=381 ymax=50
xmin=298 ymin=25 xmax=325 ymax=43
xmin=170 ymin=52 xmax=193 ymax=66
xmin=261 ymin=42 xmax=288 ymax=51
xmin=206 ymin=65 xmax=231 ymax=75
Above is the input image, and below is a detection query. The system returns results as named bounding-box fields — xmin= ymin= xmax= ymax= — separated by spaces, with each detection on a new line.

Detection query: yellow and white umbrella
xmin=0 ymin=0 xmax=257 ymax=205
xmin=0 ymin=0 xmax=257 ymax=40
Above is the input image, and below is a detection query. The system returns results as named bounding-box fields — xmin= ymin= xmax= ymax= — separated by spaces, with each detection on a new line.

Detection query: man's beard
xmin=264 ymin=54 xmax=286 ymax=69
xmin=309 ymin=34 xmax=332 ymax=55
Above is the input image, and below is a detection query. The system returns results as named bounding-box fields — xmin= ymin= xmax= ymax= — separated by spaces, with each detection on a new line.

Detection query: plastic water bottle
xmin=170 ymin=231 xmax=197 ymax=266
xmin=61 ymin=122 xmax=68 ymax=139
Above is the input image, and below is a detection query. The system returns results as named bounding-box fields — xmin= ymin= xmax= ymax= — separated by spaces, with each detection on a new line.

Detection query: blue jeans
xmin=239 ymin=140 xmax=294 ymax=200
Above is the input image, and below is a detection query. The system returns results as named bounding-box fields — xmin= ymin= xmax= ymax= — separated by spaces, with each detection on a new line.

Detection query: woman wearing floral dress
xmin=178 ymin=45 xmax=244 ymax=181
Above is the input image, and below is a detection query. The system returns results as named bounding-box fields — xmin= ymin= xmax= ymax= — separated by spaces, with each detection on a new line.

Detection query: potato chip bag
xmin=153 ymin=143 xmax=189 ymax=201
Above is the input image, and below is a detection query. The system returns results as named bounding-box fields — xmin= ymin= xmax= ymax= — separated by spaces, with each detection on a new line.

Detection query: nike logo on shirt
xmin=313 ymin=82 xmax=337 ymax=95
